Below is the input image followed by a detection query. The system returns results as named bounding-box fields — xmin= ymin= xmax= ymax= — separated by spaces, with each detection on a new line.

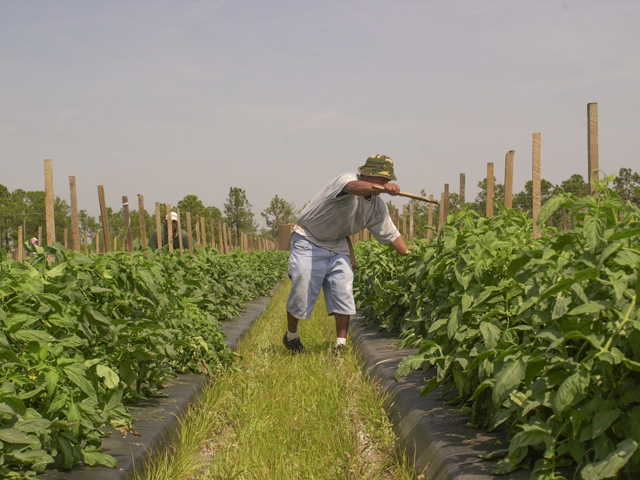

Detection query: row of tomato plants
xmin=354 ymin=176 xmax=640 ymax=480
xmin=0 ymin=244 xmax=288 ymax=479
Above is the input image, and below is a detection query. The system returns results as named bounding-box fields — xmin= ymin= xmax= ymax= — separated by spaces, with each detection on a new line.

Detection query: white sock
xmin=286 ymin=330 xmax=299 ymax=341
xmin=335 ymin=337 xmax=347 ymax=348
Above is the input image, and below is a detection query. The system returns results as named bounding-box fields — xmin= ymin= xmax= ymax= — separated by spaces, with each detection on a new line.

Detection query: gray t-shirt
xmin=293 ymin=172 xmax=401 ymax=255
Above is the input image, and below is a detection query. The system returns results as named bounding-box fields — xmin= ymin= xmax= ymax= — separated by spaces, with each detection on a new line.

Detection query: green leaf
xmin=0 ymin=428 xmax=39 ymax=444
xmin=14 ymin=418 xmax=52 ymax=433
xmin=592 ymin=408 xmax=621 ymax=439
xmin=395 ymin=354 xmax=425 ymax=380
xmin=493 ymin=358 xmax=525 ymax=408
xmin=12 ymin=449 xmax=55 ymax=470
xmin=11 ymin=330 xmax=55 ymax=344
xmin=609 ymin=228 xmax=640 ymax=241
xmin=83 ymin=448 xmax=118 ymax=468
xmin=96 ymin=365 xmax=120 ymax=389
xmin=65 ymin=366 xmax=97 ymax=400
xmin=580 ymin=438 xmax=637 ymax=480
xmin=480 ymin=322 xmax=501 ymax=350
xmin=539 ymin=268 xmax=599 ymax=301
xmin=447 ymin=306 xmax=461 ymax=339
xmin=45 ymin=261 xmax=68 ymax=278
xmin=553 ymin=368 xmax=590 ymax=415
xmin=568 ymin=302 xmax=605 ymax=316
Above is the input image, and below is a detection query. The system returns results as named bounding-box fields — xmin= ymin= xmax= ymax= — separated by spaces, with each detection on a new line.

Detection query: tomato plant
xmin=355 ymin=176 xmax=640 ymax=479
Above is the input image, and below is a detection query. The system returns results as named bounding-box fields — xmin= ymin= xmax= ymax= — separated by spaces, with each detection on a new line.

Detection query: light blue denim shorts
xmin=286 ymin=232 xmax=356 ymax=320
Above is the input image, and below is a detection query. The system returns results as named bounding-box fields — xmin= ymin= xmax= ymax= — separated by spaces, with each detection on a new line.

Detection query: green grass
xmin=134 ymin=281 xmax=414 ymax=480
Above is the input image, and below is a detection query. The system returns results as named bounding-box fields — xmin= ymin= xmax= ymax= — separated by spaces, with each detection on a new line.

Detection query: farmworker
xmin=148 ymin=211 xmax=190 ymax=250
xmin=283 ymin=154 xmax=409 ymax=354
xmin=28 ymin=237 xmax=38 ymax=257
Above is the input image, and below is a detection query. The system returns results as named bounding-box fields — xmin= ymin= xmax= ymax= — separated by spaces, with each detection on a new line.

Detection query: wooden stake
xmin=486 ymin=163 xmax=494 ymax=218
xmin=64 ymin=228 xmax=68 ymax=249
xmin=167 ymin=205 xmax=173 ymax=253
xmin=84 ymin=230 xmax=88 ymax=254
xmin=200 ymin=215 xmax=207 ymax=249
xmin=186 ymin=212 xmax=194 ymax=255
xmin=44 ymin=159 xmax=56 ymax=246
xmin=588 ymin=102 xmax=599 ymax=195
xmin=155 ymin=202 xmax=163 ymax=249
xmin=218 ymin=219 xmax=224 ymax=252
xmin=210 ymin=219 xmax=216 ymax=249
xmin=122 ymin=196 xmax=134 ymax=253
xmin=17 ymin=226 xmax=23 ymax=262
xmin=460 ymin=173 xmax=466 ymax=206
xmin=113 ymin=237 xmax=117 ymax=251
xmin=427 ymin=195 xmax=434 ymax=241
xmin=176 ymin=208 xmax=184 ymax=255
xmin=438 ymin=193 xmax=444 ymax=231
xmin=38 ymin=226 xmax=42 ymax=248
xmin=138 ymin=194 xmax=147 ymax=249
xmin=504 ymin=151 xmax=514 ymax=209
xmin=222 ymin=222 xmax=229 ymax=253
xmin=69 ymin=176 xmax=81 ymax=251
xmin=96 ymin=231 xmax=100 ymax=253
xmin=402 ymin=205 xmax=407 ymax=237
xmin=409 ymin=201 xmax=414 ymax=241
xmin=532 ymin=132 xmax=542 ymax=239
xmin=443 ymin=184 xmax=450 ymax=224
xmin=563 ymin=208 xmax=568 ymax=230
xmin=97 ymin=185 xmax=111 ymax=252
xmin=195 ymin=214 xmax=201 ymax=251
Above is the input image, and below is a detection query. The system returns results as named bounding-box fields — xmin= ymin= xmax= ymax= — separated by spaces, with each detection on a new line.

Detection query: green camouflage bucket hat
xmin=358 ymin=154 xmax=397 ymax=181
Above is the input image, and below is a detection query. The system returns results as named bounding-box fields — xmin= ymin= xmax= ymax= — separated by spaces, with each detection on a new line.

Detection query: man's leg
xmin=335 ymin=313 xmax=350 ymax=339
xmin=287 ymin=310 xmax=299 ymax=333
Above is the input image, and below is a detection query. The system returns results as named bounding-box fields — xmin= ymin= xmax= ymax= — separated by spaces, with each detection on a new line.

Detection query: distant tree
xmin=261 ymin=195 xmax=297 ymax=239
xmin=613 ymin=167 xmax=640 ymax=206
xmin=224 ymin=187 xmax=257 ymax=238
xmin=512 ymin=179 xmax=556 ymax=214
xmin=558 ymin=174 xmax=589 ymax=197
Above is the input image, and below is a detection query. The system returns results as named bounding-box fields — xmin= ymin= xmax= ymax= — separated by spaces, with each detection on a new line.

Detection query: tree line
xmin=2 ymin=168 xmax=638 ymax=251
xmin=0 ymin=186 xmax=298 ymax=251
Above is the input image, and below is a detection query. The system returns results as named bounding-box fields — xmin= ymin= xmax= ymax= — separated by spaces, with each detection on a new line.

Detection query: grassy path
xmin=135 ymin=281 xmax=413 ymax=480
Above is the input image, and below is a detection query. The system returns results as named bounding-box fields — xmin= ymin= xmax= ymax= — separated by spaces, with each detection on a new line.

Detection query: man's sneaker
xmin=332 ymin=343 xmax=346 ymax=356
xmin=283 ymin=333 xmax=305 ymax=353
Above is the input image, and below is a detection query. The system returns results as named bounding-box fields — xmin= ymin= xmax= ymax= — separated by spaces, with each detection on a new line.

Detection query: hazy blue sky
xmin=1 ymin=0 xmax=639 ymax=225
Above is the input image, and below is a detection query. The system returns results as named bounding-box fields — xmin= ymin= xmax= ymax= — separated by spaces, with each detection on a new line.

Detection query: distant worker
xmin=148 ymin=212 xmax=190 ymax=250
xmin=283 ymin=155 xmax=409 ymax=354
xmin=29 ymin=237 xmax=38 ymax=257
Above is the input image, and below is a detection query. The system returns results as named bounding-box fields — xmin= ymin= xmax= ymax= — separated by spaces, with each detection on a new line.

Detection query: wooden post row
xmin=97 ymin=185 xmax=111 ymax=252
xmin=44 ymin=159 xmax=55 ymax=246
xmin=69 ymin=176 xmax=80 ymax=251
xmin=532 ymin=132 xmax=542 ymax=239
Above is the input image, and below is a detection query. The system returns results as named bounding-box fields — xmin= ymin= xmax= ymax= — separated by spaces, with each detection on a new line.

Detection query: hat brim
xmin=358 ymin=166 xmax=397 ymax=181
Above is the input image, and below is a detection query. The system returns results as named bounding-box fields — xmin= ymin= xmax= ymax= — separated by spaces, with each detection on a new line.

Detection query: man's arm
xmin=390 ymin=235 xmax=410 ymax=256
xmin=343 ymin=181 xmax=400 ymax=197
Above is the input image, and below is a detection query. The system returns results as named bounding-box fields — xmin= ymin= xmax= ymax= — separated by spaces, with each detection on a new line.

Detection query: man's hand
xmin=383 ymin=183 xmax=400 ymax=196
